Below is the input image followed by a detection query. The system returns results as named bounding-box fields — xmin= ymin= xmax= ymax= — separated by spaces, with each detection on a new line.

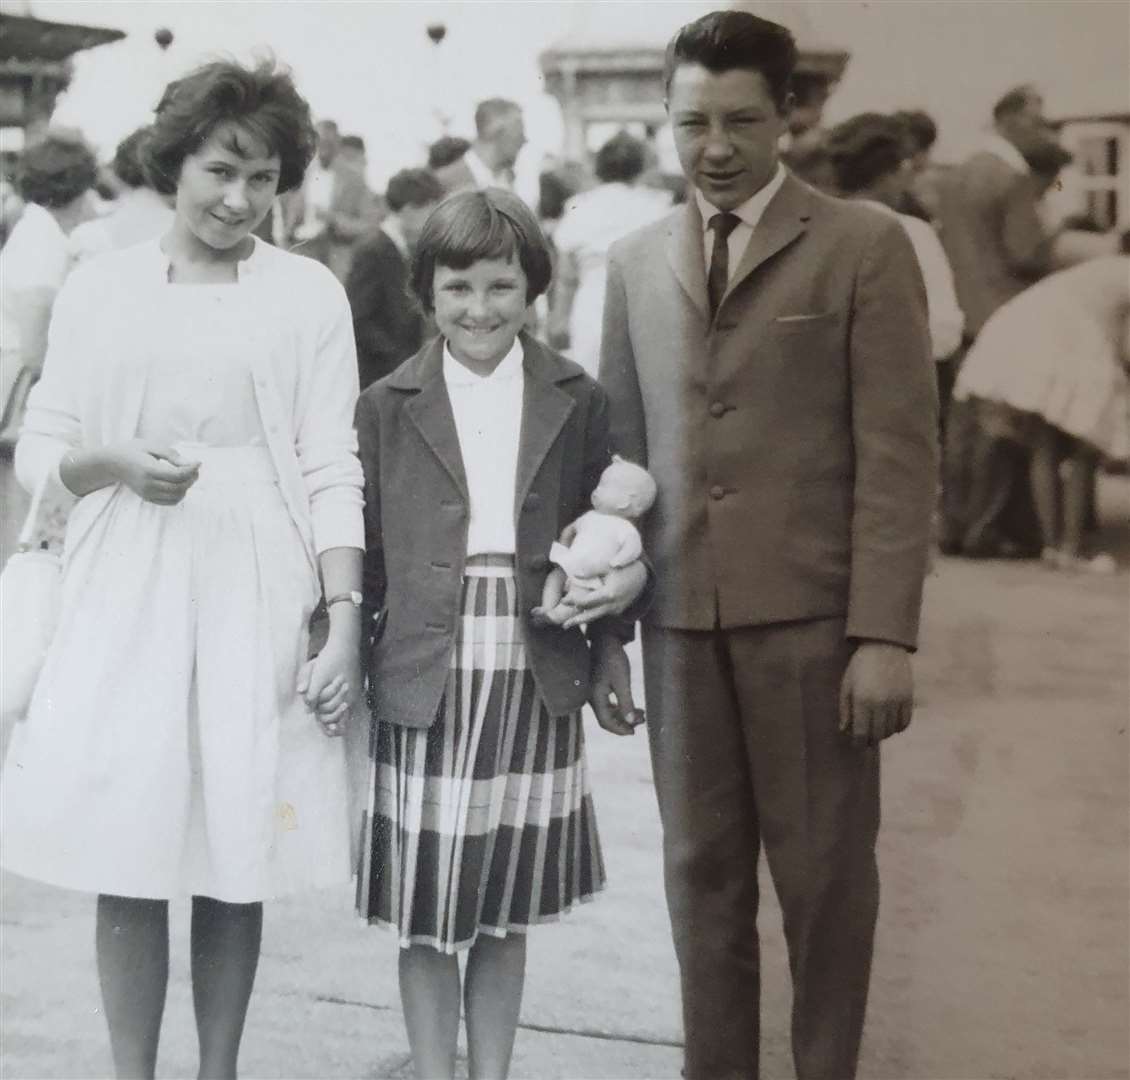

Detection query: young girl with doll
xmin=354 ymin=188 xmax=648 ymax=1079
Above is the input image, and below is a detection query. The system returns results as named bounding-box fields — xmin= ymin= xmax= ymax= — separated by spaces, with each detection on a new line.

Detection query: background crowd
xmin=2 ymin=71 xmax=1127 ymax=572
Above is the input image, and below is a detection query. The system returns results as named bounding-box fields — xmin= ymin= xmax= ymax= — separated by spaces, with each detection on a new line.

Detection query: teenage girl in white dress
xmin=1 ymin=60 xmax=364 ymax=1079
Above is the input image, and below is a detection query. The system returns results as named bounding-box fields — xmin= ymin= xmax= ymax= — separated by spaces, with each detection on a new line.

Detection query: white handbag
xmin=1 ymin=477 xmax=63 ymax=720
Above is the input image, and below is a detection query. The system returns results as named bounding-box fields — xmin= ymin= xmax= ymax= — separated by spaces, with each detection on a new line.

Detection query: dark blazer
xmin=344 ymin=229 xmax=426 ymax=390
xmin=599 ymin=172 xmax=938 ymax=649
xmin=355 ymin=332 xmax=613 ymax=729
xmin=935 ymin=150 xmax=1056 ymax=336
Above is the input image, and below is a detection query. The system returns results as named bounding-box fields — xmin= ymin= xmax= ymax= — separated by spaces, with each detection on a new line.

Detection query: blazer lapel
xmin=513 ymin=334 xmax=577 ymax=515
xmin=723 ymin=174 xmax=811 ymax=304
xmin=665 ymin=202 xmax=710 ymax=321
xmin=400 ymin=339 xmax=468 ymax=498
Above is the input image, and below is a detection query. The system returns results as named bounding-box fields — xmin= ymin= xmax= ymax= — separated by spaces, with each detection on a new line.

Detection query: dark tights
xmin=96 ymin=894 xmax=262 ymax=1080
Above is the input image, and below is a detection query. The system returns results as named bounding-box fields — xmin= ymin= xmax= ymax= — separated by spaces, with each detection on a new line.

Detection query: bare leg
xmin=191 ymin=896 xmax=262 ymax=1080
xmin=96 ymin=894 xmax=169 ymax=1080
xmin=464 ymin=934 xmax=527 ymax=1080
xmin=1061 ymin=442 xmax=1100 ymax=559
xmin=399 ymin=944 xmax=461 ymax=1079
xmin=1029 ymin=422 xmax=1062 ymax=553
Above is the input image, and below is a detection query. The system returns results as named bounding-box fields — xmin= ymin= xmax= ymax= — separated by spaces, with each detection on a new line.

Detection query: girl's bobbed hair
xmin=410 ymin=188 xmax=553 ymax=311
xmin=141 ymin=58 xmax=316 ymax=196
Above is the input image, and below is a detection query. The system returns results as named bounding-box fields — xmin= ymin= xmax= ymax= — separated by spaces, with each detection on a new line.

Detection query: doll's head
xmin=590 ymin=456 xmax=657 ymax=519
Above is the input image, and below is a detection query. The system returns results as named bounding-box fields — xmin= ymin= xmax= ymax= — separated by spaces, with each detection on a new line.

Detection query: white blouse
xmin=442 ymin=338 xmax=525 ymax=555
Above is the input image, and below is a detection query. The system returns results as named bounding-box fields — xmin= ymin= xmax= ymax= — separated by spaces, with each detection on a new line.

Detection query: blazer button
xmin=710 ymin=485 xmax=726 ymax=501
xmin=524 ymin=492 xmax=541 ymax=509
xmin=529 ymin=554 xmax=548 ymax=571
xmin=710 ymin=401 xmax=726 ymax=418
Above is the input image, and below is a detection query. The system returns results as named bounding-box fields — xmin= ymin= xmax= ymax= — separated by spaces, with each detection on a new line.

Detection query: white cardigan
xmin=15 ymin=237 xmax=364 ymax=567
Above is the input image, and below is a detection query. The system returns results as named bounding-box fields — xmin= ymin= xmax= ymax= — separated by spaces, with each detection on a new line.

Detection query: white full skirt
xmin=0 ymin=446 xmax=352 ymax=902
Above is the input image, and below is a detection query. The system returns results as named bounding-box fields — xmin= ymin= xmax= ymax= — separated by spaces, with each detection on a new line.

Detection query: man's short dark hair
xmin=410 ymin=188 xmax=552 ymax=310
xmin=474 ymin=98 xmax=521 ymax=138
xmin=663 ymin=9 xmax=797 ymax=110
xmin=826 ymin=113 xmax=906 ymax=194
xmin=17 ymin=133 xmax=98 ymax=207
xmin=993 ymin=84 xmax=1039 ymax=123
xmin=340 ymin=134 xmax=365 ymax=154
xmin=893 ymin=110 xmax=937 ymax=154
xmin=428 ymin=135 xmax=471 ymax=170
xmin=595 ymin=131 xmax=647 ymax=184
xmin=385 ymin=167 xmax=444 ymax=213
xmin=141 ymin=59 xmax=316 ymax=196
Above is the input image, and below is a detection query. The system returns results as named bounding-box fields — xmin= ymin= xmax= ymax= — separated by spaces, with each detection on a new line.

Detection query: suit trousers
xmin=641 ymin=617 xmax=880 ymax=1080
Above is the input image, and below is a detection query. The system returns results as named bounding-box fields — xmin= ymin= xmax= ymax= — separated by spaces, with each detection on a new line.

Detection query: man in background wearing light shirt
xmin=596 ymin=11 xmax=937 ymax=1078
xmin=432 ymin=98 xmax=526 ymax=196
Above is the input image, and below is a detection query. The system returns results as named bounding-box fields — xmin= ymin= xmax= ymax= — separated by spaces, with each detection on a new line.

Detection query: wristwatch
xmin=326 ymin=590 xmax=363 ymax=609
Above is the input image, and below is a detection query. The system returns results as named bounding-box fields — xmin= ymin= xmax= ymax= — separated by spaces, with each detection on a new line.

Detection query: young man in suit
xmin=590 ymin=11 xmax=938 ymax=1079
xmin=344 ymin=168 xmax=443 ymax=390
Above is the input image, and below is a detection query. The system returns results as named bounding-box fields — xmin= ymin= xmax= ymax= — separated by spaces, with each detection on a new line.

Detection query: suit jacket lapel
xmin=724 ymin=174 xmax=812 ymax=304
xmin=513 ymin=333 xmax=576 ymax=515
xmin=400 ymin=339 xmax=468 ymax=498
xmin=665 ymin=202 xmax=710 ymax=321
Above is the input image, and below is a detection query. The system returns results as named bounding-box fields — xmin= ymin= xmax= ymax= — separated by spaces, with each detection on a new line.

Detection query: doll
xmin=533 ymin=455 xmax=656 ymax=626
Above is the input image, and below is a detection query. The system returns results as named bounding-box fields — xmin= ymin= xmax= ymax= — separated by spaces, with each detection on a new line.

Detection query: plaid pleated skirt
xmin=356 ymin=555 xmax=606 ymax=953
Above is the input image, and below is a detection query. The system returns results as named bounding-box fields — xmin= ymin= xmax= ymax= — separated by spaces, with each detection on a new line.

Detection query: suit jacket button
xmin=524 ymin=492 xmax=541 ymax=509
xmin=710 ymin=485 xmax=725 ymax=501
xmin=710 ymin=401 xmax=726 ymax=418
xmin=530 ymin=554 xmax=548 ymax=571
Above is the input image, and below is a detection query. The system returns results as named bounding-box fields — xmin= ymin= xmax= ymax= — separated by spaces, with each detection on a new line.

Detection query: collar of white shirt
xmin=464 ymin=148 xmax=509 ymax=190
xmin=442 ymin=337 xmax=525 ymax=387
xmin=381 ymin=215 xmax=408 ymax=258
xmin=695 ymin=162 xmax=787 ymax=237
xmin=978 ymin=132 xmax=1031 ymax=175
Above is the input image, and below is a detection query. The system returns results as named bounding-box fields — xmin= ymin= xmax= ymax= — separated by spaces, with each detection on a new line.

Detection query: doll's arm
xmin=607 ymin=524 xmax=643 ymax=569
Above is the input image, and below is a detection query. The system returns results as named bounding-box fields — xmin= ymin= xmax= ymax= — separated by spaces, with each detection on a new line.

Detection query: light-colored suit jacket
xmin=599 ymin=173 xmax=938 ymax=649
xmin=936 ymin=150 xmax=1056 ymax=336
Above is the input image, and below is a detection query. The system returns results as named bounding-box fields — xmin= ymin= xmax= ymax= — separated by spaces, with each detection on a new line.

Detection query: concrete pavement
xmin=2 ymin=476 xmax=1128 ymax=1079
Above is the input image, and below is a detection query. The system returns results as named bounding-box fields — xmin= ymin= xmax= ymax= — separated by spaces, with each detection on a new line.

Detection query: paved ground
xmin=1 ymin=472 xmax=1128 ymax=1080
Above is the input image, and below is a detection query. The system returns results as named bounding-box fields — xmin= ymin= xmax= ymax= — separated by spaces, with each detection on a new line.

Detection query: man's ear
xmin=780 ymin=91 xmax=796 ymax=119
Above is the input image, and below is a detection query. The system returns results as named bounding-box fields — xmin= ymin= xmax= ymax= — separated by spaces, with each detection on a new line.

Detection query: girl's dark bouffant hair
xmin=141 ymin=59 xmax=316 ymax=196
xmin=410 ymin=188 xmax=553 ymax=311
xmin=17 ymin=134 xmax=98 ymax=208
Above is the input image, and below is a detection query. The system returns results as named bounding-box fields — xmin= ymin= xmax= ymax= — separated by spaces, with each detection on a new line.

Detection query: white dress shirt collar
xmin=464 ymin=147 xmax=500 ymax=190
xmin=978 ymin=132 xmax=1031 ymax=175
xmin=442 ymin=336 xmax=524 ymax=386
xmin=695 ymin=162 xmax=787 ymax=235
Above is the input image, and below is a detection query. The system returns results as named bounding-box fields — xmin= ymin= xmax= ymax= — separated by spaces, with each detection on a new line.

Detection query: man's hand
xmin=838 ymin=641 xmax=914 ymax=749
xmin=561 ymin=560 xmax=648 ymax=629
xmin=588 ymin=634 xmax=644 ymax=736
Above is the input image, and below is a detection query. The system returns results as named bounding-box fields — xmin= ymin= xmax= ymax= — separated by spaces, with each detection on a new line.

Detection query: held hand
xmin=838 ymin=642 xmax=914 ymax=749
xmin=561 ymin=559 xmax=647 ymax=630
xmin=588 ymin=634 xmax=644 ymax=736
xmin=111 ymin=441 xmax=200 ymax=505
xmin=297 ymin=629 xmax=360 ymax=738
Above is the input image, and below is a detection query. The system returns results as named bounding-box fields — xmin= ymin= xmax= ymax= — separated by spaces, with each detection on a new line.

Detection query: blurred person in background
xmin=827 ymin=113 xmax=964 ymax=404
xmin=953 ymin=238 xmax=1129 ymax=572
xmin=68 ymin=127 xmax=174 ymax=265
xmin=427 ymin=134 xmax=471 ymax=172
xmin=281 ymin=118 xmax=372 ymax=280
xmin=1 ymin=149 xmax=25 ymax=248
xmin=345 ymin=167 xmax=443 ymax=389
xmin=936 ymin=84 xmax=1062 ymax=557
xmin=0 ymin=132 xmax=98 ymax=450
xmin=547 ymin=131 xmax=671 ymax=374
xmin=433 ymin=97 xmax=526 ymax=195
xmin=1 ymin=59 xmax=363 ymax=1080
xmin=893 ymin=108 xmax=940 ymax=221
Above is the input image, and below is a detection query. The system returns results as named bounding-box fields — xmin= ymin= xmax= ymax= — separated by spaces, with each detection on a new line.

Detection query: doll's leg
xmin=464 ymin=933 xmax=527 ymax=1080
xmin=399 ymin=944 xmax=461 ymax=1079
xmin=532 ymin=568 xmax=572 ymax=627
xmin=96 ymin=894 xmax=170 ymax=1079
xmin=191 ymin=896 xmax=263 ymax=1079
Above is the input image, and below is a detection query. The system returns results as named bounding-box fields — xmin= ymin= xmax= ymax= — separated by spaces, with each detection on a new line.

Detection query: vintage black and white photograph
xmin=0 ymin=1 xmax=1127 ymax=1078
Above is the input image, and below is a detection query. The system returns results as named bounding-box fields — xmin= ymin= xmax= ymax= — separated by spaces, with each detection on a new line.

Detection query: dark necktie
xmin=707 ymin=211 xmax=741 ymax=318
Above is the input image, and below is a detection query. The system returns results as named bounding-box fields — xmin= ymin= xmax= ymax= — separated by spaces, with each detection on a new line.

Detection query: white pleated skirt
xmin=0 ymin=446 xmax=352 ymax=902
